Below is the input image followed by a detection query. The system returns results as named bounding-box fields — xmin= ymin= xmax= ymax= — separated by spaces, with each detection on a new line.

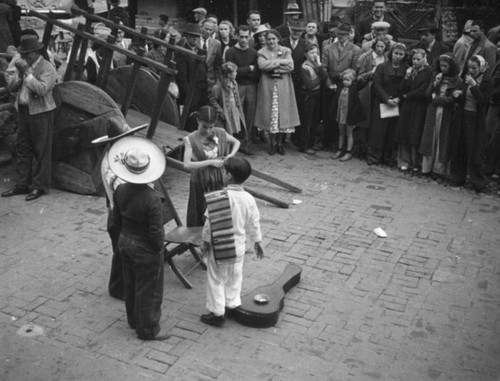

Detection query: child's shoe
xmin=200 ymin=312 xmax=225 ymax=326
xmin=331 ymin=150 xmax=342 ymax=159
xmin=339 ymin=152 xmax=352 ymax=162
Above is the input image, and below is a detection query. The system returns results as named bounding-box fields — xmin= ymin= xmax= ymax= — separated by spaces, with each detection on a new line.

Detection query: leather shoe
xmin=239 ymin=147 xmax=253 ymax=156
xmin=25 ymin=189 xmax=45 ymax=201
xmin=200 ymin=312 xmax=225 ymax=326
xmin=1 ymin=185 xmax=29 ymax=197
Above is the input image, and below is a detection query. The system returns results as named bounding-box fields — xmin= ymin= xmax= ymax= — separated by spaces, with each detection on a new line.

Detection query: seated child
xmin=200 ymin=157 xmax=264 ymax=326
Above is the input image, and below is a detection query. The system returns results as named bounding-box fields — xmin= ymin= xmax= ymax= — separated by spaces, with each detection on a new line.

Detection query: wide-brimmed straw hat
xmin=0 ymin=45 xmax=18 ymax=58
xmin=253 ymin=24 xmax=269 ymax=37
xmin=108 ymin=136 xmax=166 ymax=184
xmin=91 ymin=116 xmax=148 ymax=145
xmin=17 ymin=35 xmax=44 ymax=54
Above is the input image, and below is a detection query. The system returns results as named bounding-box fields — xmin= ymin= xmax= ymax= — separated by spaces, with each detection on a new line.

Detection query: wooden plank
xmin=28 ymin=10 xmax=177 ymax=76
xmin=74 ymin=18 xmax=94 ymax=81
xmin=179 ymin=55 xmax=204 ymax=131
xmin=164 ymin=156 xmax=289 ymax=209
xmin=126 ymin=108 xmax=186 ymax=152
xmin=120 ymin=47 xmax=145 ymax=117
xmin=63 ymin=24 xmax=83 ymax=82
xmin=55 ymin=81 xmax=118 ymax=116
xmin=251 ymin=168 xmax=302 ymax=193
xmin=69 ymin=6 xmax=204 ymax=61
xmin=52 ymin=161 xmax=97 ymax=195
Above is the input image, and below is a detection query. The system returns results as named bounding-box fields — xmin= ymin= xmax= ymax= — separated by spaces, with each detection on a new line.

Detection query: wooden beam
xmin=251 ymin=168 xmax=302 ymax=193
xmin=28 ymin=10 xmax=177 ymax=76
xmin=69 ymin=6 xmax=204 ymax=61
xmin=164 ymin=156 xmax=290 ymax=209
xmin=120 ymin=47 xmax=145 ymax=117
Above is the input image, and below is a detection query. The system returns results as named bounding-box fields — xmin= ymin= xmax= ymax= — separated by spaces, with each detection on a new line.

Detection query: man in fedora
xmin=176 ymin=23 xmax=209 ymax=132
xmin=276 ymin=0 xmax=303 ymax=40
xmin=92 ymin=117 xmax=148 ymax=301
xmin=412 ymin=20 xmax=451 ymax=68
xmin=2 ymin=34 xmax=56 ymax=201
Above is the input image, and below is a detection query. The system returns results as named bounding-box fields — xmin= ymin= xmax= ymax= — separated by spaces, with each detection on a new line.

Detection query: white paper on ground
xmin=373 ymin=227 xmax=387 ymax=237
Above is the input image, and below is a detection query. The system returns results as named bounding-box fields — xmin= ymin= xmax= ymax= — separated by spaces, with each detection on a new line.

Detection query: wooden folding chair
xmin=158 ymin=181 xmax=207 ymax=289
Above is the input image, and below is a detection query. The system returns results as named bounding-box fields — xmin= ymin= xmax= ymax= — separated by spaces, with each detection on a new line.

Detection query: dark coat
xmin=332 ymin=81 xmax=366 ymax=125
xmin=111 ymin=183 xmax=165 ymax=253
xmin=420 ymin=75 xmax=464 ymax=162
xmin=370 ymin=61 xmax=408 ymax=148
xmin=176 ymin=40 xmax=208 ymax=103
xmin=395 ymin=66 xmax=433 ymax=145
xmin=450 ymin=74 xmax=493 ymax=165
xmin=280 ymin=37 xmax=307 ymax=86
xmin=411 ymin=40 xmax=452 ymax=69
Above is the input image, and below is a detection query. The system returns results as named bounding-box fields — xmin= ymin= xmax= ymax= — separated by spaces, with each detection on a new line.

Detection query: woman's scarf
xmin=410 ymin=48 xmax=428 ymax=79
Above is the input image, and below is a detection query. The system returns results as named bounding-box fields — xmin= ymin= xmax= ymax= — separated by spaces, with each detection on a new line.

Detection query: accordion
xmin=205 ymin=189 xmax=237 ymax=263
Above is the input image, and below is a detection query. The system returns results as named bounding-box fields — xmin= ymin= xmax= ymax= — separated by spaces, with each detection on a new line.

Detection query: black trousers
xmin=119 ymin=234 xmax=164 ymax=340
xmin=298 ymin=91 xmax=321 ymax=151
xmin=107 ymin=209 xmax=124 ymax=300
xmin=16 ymin=106 xmax=54 ymax=190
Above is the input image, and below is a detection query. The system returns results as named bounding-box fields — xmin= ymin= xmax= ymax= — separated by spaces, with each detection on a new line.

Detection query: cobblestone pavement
xmin=1 ymin=143 xmax=499 ymax=381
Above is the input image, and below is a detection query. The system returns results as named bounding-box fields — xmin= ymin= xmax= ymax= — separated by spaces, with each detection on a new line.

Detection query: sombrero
xmin=92 ymin=116 xmax=148 ymax=145
xmin=108 ymin=136 xmax=166 ymax=184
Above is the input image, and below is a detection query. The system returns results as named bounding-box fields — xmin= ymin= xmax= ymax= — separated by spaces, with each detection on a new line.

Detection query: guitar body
xmin=233 ymin=263 xmax=302 ymax=328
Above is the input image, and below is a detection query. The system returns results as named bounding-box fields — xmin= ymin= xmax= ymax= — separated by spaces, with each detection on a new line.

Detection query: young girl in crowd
xmin=218 ymin=20 xmax=237 ymax=61
xmin=368 ymin=43 xmax=409 ymax=166
xmin=209 ymin=61 xmax=246 ymax=140
xmin=450 ymin=55 xmax=493 ymax=193
xmin=395 ymin=48 xmax=433 ymax=173
xmin=420 ymin=54 xmax=463 ymax=181
xmin=331 ymin=69 xmax=365 ymax=161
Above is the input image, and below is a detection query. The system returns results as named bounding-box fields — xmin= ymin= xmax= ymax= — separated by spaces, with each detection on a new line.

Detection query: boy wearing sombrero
xmin=1 ymin=34 xmax=57 ymax=201
xmin=92 ymin=117 xmax=148 ymax=301
xmin=109 ymin=136 xmax=170 ymax=341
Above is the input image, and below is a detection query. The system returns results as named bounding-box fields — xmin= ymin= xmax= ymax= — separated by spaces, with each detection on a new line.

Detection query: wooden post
xmin=146 ymin=36 xmax=177 ymax=138
xmin=96 ymin=35 xmax=116 ymax=89
xmin=179 ymin=51 xmax=205 ymax=131
xmin=63 ymin=24 xmax=84 ymax=82
xmin=41 ymin=13 xmax=55 ymax=48
xmin=75 ymin=17 xmax=94 ymax=81
xmin=120 ymin=46 xmax=145 ymax=117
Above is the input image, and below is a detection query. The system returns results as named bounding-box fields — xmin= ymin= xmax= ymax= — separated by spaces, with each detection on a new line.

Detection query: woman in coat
xmin=420 ymin=54 xmax=463 ymax=180
xmin=395 ymin=48 xmax=433 ymax=173
xmin=254 ymin=29 xmax=300 ymax=155
xmin=367 ymin=43 xmax=409 ymax=166
xmin=449 ymin=55 xmax=493 ymax=193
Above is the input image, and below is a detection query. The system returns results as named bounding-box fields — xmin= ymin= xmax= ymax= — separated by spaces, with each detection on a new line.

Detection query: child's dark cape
xmin=205 ymin=189 xmax=237 ymax=264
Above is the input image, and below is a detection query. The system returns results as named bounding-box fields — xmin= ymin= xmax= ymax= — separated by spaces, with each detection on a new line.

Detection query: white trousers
xmin=206 ymin=255 xmax=244 ymax=316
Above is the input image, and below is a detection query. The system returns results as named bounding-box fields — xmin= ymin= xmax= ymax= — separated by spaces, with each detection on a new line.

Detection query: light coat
xmin=254 ymin=46 xmax=300 ymax=131
xmin=322 ymin=41 xmax=361 ymax=84
xmin=7 ymin=56 xmax=57 ymax=115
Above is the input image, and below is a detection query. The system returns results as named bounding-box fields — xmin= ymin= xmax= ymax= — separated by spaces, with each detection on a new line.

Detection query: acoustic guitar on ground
xmin=230 ymin=263 xmax=302 ymax=328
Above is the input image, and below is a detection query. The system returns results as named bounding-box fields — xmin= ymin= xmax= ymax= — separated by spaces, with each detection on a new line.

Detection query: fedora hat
xmin=17 ymin=35 xmax=44 ymax=54
xmin=109 ymin=136 xmax=166 ymax=184
xmin=289 ymin=19 xmax=307 ymax=31
xmin=416 ymin=20 xmax=439 ymax=33
xmin=283 ymin=0 xmax=302 ymax=15
xmin=92 ymin=116 xmax=148 ymax=145
xmin=183 ymin=23 xmax=202 ymax=37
